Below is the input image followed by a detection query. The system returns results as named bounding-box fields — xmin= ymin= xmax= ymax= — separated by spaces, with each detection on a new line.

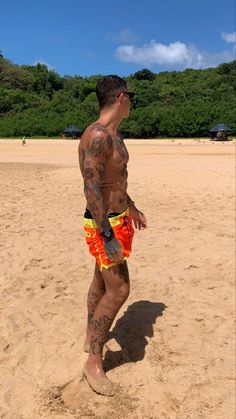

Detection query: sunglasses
xmin=117 ymin=91 xmax=135 ymax=99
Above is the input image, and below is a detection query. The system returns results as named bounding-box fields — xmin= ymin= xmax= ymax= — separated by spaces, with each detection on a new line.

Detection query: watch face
xmin=104 ymin=229 xmax=112 ymax=238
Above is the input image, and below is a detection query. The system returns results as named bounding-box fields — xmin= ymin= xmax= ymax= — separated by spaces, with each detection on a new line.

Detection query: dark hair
xmin=96 ymin=75 xmax=127 ymax=109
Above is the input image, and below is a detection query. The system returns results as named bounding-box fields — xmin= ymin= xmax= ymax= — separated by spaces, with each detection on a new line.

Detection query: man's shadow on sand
xmin=104 ymin=300 xmax=167 ymax=373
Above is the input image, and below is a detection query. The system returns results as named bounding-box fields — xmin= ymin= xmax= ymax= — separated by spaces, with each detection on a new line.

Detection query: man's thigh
xmin=101 ymin=262 xmax=129 ymax=291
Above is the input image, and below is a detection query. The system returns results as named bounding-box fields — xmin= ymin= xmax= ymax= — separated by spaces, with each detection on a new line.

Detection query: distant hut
xmin=209 ymin=123 xmax=231 ymax=141
xmin=63 ymin=125 xmax=82 ymax=139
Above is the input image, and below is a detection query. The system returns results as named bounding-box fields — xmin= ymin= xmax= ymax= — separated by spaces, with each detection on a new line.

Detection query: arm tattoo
xmin=81 ymin=133 xmax=112 ymax=228
xmin=93 ymin=124 xmax=113 ymax=151
xmin=104 ymin=236 xmax=122 ymax=258
xmin=92 ymin=182 xmax=102 ymax=200
xmin=84 ymin=167 xmax=94 ymax=179
xmin=86 ymin=138 xmax=104 ymax=157
xmin=86 ymin=135 xmax=112 ymax=158
xmin=96 ymin=161 xmax=105 ymax=179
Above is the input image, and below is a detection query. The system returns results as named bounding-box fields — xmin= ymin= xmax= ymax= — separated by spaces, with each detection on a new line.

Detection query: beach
xmin=0 ymin=138 xmax=235 ymax=419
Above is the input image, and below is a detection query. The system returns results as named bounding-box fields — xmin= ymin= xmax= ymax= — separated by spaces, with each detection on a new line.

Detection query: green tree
xmin=0 ymin=55 xmax=235 ymax=138
xmin=132 ymin=68 xmax=156 ymax=81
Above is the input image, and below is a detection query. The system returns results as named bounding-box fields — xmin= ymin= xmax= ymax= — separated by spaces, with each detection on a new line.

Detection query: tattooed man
xmin=78 ymin=75 xmax=147 ymax=396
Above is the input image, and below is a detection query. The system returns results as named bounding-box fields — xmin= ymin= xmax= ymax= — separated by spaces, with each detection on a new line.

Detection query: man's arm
xmin=127 ymin=194 xmax=135 ymax=207
xmin=82 ymin=132 xmax=111 ymax=230
xmin=81 ymin=130 xmax=124 ymax=262
xmin=127 ymin=194 xmax=148 ymax=230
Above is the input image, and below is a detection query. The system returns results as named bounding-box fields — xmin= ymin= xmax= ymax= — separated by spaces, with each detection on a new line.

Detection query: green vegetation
xmin=0 ymin=52 xmax=235 ymax=138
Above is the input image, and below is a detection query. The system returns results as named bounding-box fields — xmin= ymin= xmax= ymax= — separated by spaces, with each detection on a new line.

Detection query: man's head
xmin=96 ymin=75 xmax=133 ymax=117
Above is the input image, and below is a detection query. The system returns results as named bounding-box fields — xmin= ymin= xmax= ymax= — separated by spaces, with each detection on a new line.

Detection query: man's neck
xmin=97 ymin=110 xmax=123 ymax=135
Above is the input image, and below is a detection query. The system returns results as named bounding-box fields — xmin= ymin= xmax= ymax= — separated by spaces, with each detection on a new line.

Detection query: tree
xmin=0 ymin=56 xmax=235 ymax=138
xmin=132 ymin=68 xmax=156 ymax=81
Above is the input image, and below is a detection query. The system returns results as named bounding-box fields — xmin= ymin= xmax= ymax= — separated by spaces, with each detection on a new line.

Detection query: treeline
xmin=0 ymin=52 xmax=235 ymax=138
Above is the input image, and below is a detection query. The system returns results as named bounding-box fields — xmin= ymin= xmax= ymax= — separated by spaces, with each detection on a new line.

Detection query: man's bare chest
xmin=112 ymin=136 xmax=129 ymax=164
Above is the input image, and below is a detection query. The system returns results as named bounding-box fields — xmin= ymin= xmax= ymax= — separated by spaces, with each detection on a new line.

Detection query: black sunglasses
xmin=117 ymin=91 xmax=135 ymax=99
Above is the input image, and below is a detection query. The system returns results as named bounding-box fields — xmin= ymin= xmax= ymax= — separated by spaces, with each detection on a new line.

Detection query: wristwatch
xmin=101 ymin=228 xmax=114 ymax=242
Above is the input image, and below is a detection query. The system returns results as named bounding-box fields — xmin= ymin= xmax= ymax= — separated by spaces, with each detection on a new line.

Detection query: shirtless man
xmin=78 ymin=75 xmax=147 ymax=396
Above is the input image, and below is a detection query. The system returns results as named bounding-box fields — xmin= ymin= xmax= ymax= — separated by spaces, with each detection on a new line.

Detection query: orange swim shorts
xmin=83 ymin=208 xmax=135 ymax=271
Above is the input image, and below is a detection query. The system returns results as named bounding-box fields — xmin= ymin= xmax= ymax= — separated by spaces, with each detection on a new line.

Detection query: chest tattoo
xmin=115 ymin=137 xmax=127 ymax=159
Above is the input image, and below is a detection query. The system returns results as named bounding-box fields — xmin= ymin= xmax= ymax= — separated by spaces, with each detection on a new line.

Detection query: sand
xmin=0 ymin=138 xmax=235 ymax=419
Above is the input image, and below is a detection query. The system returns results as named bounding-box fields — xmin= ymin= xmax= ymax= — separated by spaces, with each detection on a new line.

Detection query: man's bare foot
xmin=84 ymin=341 xmax=111 ymax=357
xmin=83 ymin=367 xmax=115 ymax=397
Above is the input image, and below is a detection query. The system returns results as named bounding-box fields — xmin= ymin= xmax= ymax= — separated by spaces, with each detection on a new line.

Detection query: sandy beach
xmin=0 ymin=138 xmax=235 ymax=419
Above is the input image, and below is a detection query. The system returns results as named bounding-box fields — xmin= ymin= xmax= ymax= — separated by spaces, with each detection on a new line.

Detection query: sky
xmin=1 ymin=0 xmax=235 ymax=77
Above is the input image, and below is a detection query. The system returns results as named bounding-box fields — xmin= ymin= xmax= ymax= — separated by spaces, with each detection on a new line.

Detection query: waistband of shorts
xmin=84 ymin=208 xmax=130 ymax=229
xmin=84 ymin=208 xmax=122 ymax=219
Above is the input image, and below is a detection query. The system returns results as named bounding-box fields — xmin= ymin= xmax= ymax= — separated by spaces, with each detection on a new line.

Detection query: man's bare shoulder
xmin=80 ymin=123 xmax=112 ymax=156
xmin=83 ymin=122 xmax=110 ymax=139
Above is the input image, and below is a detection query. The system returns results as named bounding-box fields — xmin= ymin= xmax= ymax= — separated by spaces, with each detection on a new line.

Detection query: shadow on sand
xmin=104 ymin=300 xmax=167 ymax=372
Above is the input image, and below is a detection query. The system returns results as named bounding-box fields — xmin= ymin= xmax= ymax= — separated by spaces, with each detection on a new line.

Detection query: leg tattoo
xmin=90 ymin=315 xmax=113 ymax=355
xmin=84 ymin=265 xmax=106 ymax=353
xmin=87 ymin=290 xmax=101 ymax=326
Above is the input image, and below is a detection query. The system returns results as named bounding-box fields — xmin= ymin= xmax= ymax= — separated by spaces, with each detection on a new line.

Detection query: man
xmin=78 ymin=75 xmax=147 ymax=396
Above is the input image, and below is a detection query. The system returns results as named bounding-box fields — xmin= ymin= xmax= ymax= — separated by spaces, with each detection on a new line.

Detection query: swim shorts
xmin=83 ymin=208 xmax=134 ymax=271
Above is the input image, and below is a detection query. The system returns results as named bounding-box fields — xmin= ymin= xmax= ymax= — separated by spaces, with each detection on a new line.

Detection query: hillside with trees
xmin=0 ymin=52 xmax=235 ymax=138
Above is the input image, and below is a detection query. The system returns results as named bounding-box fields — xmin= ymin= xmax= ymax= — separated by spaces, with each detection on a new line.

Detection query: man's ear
xmin=119 ymin=93 xmax=125 ymax=103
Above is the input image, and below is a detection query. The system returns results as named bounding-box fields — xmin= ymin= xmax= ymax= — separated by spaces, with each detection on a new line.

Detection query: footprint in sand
xmin=184 ymin=264 xmax=199 ymax=270
xmin=3 ymin=342 xmax=14 ymax=354
xmin=24 ymin=258 xmax=43 ymax=271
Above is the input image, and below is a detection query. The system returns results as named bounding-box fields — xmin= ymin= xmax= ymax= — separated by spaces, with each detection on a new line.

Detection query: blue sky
xmin=1 ymin=0 xmax=235 ymax=77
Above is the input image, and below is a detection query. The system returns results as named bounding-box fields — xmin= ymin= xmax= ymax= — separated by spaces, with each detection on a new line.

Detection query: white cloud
xmin=33 ymin=59 xmax=54 ymax=70
xmin=221 ymin=31 xmax=236 ymax=43
xmin=108 ymin=28 xmax=137 ymax=43
xmin=115 ymin=39 xmax=235 ymax=69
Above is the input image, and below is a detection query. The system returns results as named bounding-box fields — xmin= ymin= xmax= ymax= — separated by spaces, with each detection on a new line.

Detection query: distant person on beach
xmin=78 ymin=75 xmax=147 ymax=396
xmin=22 ymin=136 xmax=26 ymax=145
xmin=216 ymin=130 xmax=227 ymax=141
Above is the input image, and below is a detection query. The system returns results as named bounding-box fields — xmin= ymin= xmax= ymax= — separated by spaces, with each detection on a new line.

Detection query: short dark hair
xmin=96 ymin=75 xmax=127 ymax=109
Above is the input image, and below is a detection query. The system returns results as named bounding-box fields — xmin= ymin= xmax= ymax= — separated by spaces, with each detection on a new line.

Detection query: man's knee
xmin=119 ymin=282 xmax=130 ymax=302
xmin=101 ymin=262 xmax=130 ymax=302
xmin=118 ymin=279 xmax=130 ymax=300
xmin=106 ymin=281 xmax=130 ymax=304
xmin=117 ymin=262 xmax=130 ymax=300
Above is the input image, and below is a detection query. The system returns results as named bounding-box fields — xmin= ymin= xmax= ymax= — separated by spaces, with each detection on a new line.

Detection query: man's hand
xmin=129 ymin=205 xmax=147 ymax=230
xmin=104 ymin=236 xmax=124 ymax=263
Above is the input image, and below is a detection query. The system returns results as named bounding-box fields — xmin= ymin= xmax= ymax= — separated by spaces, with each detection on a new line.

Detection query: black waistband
xmin=84 ymin=208 xmax=122 ymax=219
